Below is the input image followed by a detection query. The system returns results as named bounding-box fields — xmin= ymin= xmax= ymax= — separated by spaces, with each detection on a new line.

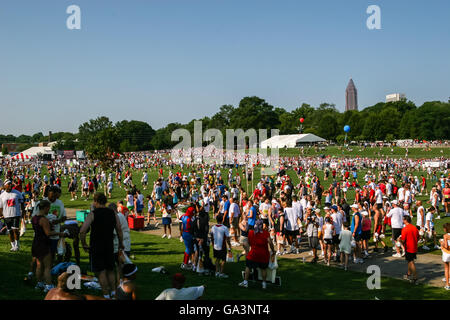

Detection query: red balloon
xmin=300 ymin=118 xmax=304 ymax=123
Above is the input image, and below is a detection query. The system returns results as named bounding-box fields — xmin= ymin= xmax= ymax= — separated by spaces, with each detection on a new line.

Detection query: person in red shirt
xmin=238 ymin=220 xmax=275 ymax=289
xmin=400 ymin=215 xmax=420 ymax=284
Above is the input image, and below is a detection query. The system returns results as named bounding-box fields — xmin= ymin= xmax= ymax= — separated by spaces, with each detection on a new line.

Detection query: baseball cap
xmin=350 ymin=204 xmax=359 ymax=209
xmin=331 ymin=205 xmax=338 ymax=211
xmin=4 ymin=180 xmax=12 ymax=185
xmin=323 ymin=207 xmax=330 ymax=210
xmin=391 ymin=200 xmax=398 ymax=205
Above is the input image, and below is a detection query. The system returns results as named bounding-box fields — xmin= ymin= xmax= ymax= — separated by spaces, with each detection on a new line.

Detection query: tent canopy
xmin=261 ymin=134 xmax=326 ymax=148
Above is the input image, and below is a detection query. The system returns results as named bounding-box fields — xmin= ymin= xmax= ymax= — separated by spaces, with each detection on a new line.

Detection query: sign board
xmin=424 ymin=162 xmax=440 ymax=168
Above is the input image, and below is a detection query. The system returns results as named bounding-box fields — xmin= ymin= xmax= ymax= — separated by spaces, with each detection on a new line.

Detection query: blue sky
xmin=1 ymin=0 xmax=449 ymax=135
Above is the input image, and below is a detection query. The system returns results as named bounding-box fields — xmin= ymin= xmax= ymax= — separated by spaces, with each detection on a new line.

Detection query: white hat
xmin=361 ymin=211 xmax=369 ymax=216
xmin=350 ymin=204 xmax=359 ymax=209
xmin=391 ymin=200 xmax=398 ymax=205
xmin=4 ymin=180 xmax=12 ymax=185
xmin=323 ymin=207 xmax=330 ymax=210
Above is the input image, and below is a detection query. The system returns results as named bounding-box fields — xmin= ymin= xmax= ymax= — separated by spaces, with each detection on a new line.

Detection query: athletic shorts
xmin=4 ymin=216 xmax=21 ymax=231
xmin=50 ymin=239 xmax=58 ymax=255
xmin=377 ymin=203 xmax=383 ymax=210
xmin=361 ymin=230 xmax=371 ymax=240
xmin=213 ymin=248 xmax=227 ymax=261
xmin=324 ymin=238 xmax=333 ymax=245
xmin=308 ymin=236 xmax=319 ymax=249
xmin=354 ymin=233 xmax=362 ymax=242
xmin=405 ymin=252 xmax=417 ymax=262
xmin=162 ymin=217 xmax=172 ymax=225
xmin=127 ymin=205 xmax=134 ymax=211
xmin=90 ymin=251 xmax=115 ymax=273
xmin=232 ymin=217 xmax=239 ymax=231
xmin=246 ymin=259 xmax=268 ymax=270
xmin=285 ymin=229 xmax=299 ymax=238
xmin=392 ymin=228 xmax=402 ymax=241
xmin=375 ymin=225 xmax=382 ymax=235
xmin=332 ymin=234 xmax=340 ymax=244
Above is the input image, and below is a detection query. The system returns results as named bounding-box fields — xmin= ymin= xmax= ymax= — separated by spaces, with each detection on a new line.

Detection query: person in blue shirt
xmin=221 ymin=195 xmax=231 ymax=228
xmin=246 ymin=200 xmax=257 ymax=230
xmin=350 ymin=204 xmax=363 ymax=263
xmin=180 ymin=204 xmax=196 ymax=270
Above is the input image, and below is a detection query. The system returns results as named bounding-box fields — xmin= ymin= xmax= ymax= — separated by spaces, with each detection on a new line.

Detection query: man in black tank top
xmin=80 ymin=192 xmax=124 ymax=299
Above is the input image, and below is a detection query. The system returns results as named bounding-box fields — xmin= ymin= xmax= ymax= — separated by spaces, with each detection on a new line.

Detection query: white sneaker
xmin=238 ymin=281 xmax=248 ymax=288
xmin=435 ymin=215 xmax=441 ymax=220
xmin=358 ymin=258 xmax=364 ymax=264
xmin=392 ymin=253 xmax=402 ymax=258
xmin=422 ymin=245 xmax=430 ymax=250
xmin=168 ymin=235 xmax=172 ymax=239
xmin=434 ymin=245 xmax=441 ymax=250
xmin=218 ymin=273 xmax=229 ymax=278
xmin=262 ymin=281 xmax=267 ymax=289
xmin=35 ymin=282 xmax=45 ymax=290
xmin=155 ymin=222 xmax=159 ymax=227
xmin=162 ymin=234 xmax=167 ymax=238
xmin=445 ymin=286 xmax=450 ymax=291
xmin=443 ymin=278 xmax=447 ymax=282
xmin=179 ymin=236 xmax=183 ymax=242
xmin=401 ymin=252 xmax=405 ymax=257
xmin=276 ymin=251 xmax=282 ymax=256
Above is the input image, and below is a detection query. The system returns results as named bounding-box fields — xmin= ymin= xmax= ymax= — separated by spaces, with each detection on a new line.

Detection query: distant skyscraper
xmin=345 ymin=79 xmax=358 ymax=111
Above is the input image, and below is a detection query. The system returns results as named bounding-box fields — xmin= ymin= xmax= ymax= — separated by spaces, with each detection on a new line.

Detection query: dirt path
xmin=66 ymin=208 xmax=447 ymax=288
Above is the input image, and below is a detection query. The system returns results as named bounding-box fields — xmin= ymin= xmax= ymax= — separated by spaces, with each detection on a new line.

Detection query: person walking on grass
xmin=440 ymin=223 xmax=450 ymax=290
xmin=422 ymin=206 xmax=441 ymax=251
xmin=210 ymin=214 xmax=231 ymax=278
xmin=239 ymin=219 xmax=276 ymax=289
xmin=0 ymin=180 xmax=25 ymax=252
xmin=400 ymin=215 xmax=419 ymax=284
xmin=80 ymin=192 xmax=124 ymax=299
xmin=339 ymin=222 xmax=352 ymax=271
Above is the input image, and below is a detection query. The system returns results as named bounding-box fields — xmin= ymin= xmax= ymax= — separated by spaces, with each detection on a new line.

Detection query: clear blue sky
xmin=1 ymin=0 xmax=449 ymax=135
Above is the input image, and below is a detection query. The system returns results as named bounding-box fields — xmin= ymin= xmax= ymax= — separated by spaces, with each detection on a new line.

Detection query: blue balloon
xmin=344 ymin=125 xmax=350 ymax=133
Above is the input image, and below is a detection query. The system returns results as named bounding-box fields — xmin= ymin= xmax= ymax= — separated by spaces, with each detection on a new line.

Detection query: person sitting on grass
xmin=45 ymin=272 xmax=106 ymax=300
xmin=239 ymin=219 xmax=275 ymax=289
xmin=155 ymin=273 xmax=205 ymax=300
xmin=115 ymin=263 xmax=138 ymax=300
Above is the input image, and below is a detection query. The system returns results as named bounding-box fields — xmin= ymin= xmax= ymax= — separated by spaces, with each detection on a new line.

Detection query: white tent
xmin=18 ymin=146 xmax=55 ymax=158
xmin=260 ymin=134 xmax=326 ymax=148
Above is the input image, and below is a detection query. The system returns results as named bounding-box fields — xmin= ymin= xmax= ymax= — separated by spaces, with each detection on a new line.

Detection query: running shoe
xmin=392 ymin=253 xmax=402 ymax=258
xmin=445 ymin=286 xmax=450 ymax=291
xmin=162 ymin=234 xmax=167 ymax=238
xmin=35 ymin=282 xmax=45 ymax=290
xmin=155 ymin=222 xmax=159 ymax=228
xmin=262 ymin=281 xmax=267 ymax=289
xmin=218 ymin=273 xmax=229 ymax=278
xmin=168 ymin=235 xmax=172 ymax=239
xmin=238 ymin=281 xmax=248 ymax=288
xmin=434 ymin=245 xmax=441 ymax=250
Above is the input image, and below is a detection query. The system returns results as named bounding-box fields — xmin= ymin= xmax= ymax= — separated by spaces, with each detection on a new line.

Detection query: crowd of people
xmin=0 ymin=150 xmax=450 ymax=300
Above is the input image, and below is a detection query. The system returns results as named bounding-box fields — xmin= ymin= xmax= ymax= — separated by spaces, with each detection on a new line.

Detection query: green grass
xmin=2 ymin=228 xmax=450 ymax=300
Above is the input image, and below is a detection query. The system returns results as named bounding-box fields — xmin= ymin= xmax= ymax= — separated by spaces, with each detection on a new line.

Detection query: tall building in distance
xmin=386 ymin=93 xmax=406 ymax=103
xmin=345 ymin=78 xmax=358 ymax=111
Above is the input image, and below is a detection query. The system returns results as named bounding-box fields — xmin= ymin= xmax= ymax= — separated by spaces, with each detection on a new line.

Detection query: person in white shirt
xmin=330 ymin=205 xmax=343 ymax=262
xmin=415 ymin=200 xmax=425 ymax=244
xmin=283 ymin=199 xmax=301 ymax=254
xmin=229 ymin=197 xmax=241 ymax=245
xmin=386 ymin=200 xmax=405 ymax=257
xmin=210 ymin=215 xmax=231 ymax=278
xmin=0 ymin=180 xmax=25 ymax=251
xmin=155 ymin=273 xmax=205 ymax=300
xmin=422 ymin=206 xmax=440 ymax=250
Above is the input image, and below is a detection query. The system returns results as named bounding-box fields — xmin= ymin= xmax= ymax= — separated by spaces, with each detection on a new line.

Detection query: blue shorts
xmin=162 ymin=217 xmax=172 ymax=225
xmin=182 ymin=232 xmax=194 ymax=255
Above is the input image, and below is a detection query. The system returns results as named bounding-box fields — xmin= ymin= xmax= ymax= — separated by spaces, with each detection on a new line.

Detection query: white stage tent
xmin=260 ymin=134 xmax=326 ymax=148
xmin=8 ymin=146 xmax=55 ymax=161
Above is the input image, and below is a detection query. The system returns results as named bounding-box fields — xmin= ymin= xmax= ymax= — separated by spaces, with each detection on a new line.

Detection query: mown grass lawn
xmin=2 ymin=227 xmax=450 ymax=300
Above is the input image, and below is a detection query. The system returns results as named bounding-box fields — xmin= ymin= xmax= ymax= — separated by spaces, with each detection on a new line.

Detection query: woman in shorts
xmin=161 ymin=204 xmax=172 ymax=239
xmin=238 ymin=220 xmax=275 ymax=289
xmin=440 ymin=223 xmax=450 ymax=290
xmin=322 ymin=217 xmax=335 ymax=266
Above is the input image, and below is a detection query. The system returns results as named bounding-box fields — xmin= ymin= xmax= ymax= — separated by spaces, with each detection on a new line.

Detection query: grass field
xmin=1 ymin=146 xmax=449 ymax=300
xmin=2 ymin=227 xmax=450 ymax=300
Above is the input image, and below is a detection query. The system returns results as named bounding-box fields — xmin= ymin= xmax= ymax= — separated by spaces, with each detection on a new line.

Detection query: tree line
xmin=1 ymin=97 xmax=449 ymax=154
